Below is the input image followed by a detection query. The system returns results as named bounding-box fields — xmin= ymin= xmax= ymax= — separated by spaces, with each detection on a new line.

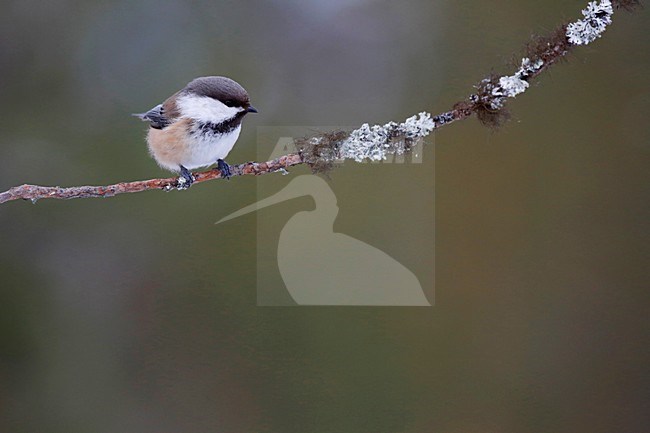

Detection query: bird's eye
xmin=224 ymin=100 xmax=235 ymax=107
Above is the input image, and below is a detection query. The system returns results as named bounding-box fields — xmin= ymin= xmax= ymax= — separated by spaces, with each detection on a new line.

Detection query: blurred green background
xmin=1 ymin=1 xmax=648 ymax=432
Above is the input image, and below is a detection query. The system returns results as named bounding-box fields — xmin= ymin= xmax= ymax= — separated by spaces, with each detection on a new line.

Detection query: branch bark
xmin=0 ymin=154 xmax=303 ymax=204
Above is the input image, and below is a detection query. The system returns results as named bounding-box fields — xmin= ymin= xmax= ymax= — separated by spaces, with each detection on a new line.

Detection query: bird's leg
xmin=177 ymin=165 xmax=195 ymax=190
xmin=216 ymin=159 xmax=232 ymax=180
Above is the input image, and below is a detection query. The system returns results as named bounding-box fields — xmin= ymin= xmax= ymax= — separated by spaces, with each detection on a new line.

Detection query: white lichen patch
xmin=488 ymin=57 xmax=545 ymax=109
xmin=176 ymin=176 xmax=190 ymax=190
xmin=518 ymin=57 xmax=544 ymax=78
xmin=340 ymin=112 xmax=435 ymax=162
xmin=497 ymin=75 xmax=529 ymax=98
xmin=566 ymin=0 xmax=614 ymax=45
xmin=400 ymin=112 xmax=436 ymax=138
xmin=340 ymin=123 xmax=393 ymax=162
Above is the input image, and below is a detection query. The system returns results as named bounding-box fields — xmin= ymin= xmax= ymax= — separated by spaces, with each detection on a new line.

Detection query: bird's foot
xmin=176 ymin=165 xmax=195 ymax=190
xmin=216 ymin=159 xmax=232 ymax=180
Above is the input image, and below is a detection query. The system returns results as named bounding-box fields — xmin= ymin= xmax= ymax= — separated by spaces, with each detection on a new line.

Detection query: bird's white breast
xmin=181 ymin=125 xmax=241 ymax=170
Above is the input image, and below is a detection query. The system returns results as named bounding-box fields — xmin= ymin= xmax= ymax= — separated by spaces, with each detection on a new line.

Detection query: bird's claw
xmin=177 ymin=165 xmax=195 ymax=190
xmin=217 ymin=159 xmax=232 ymax=180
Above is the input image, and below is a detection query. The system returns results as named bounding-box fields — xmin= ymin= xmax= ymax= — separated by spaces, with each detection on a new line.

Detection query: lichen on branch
xmin=0 ymin=0 xmax=641 ymax=204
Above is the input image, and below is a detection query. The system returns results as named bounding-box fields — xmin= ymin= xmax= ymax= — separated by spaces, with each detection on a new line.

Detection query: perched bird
xmin=133 ymin=76 xmax=257 ymax=188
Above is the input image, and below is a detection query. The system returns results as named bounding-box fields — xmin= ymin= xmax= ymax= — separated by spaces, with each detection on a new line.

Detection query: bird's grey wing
xmin=132 ymin=104 xmax=171 ymax=130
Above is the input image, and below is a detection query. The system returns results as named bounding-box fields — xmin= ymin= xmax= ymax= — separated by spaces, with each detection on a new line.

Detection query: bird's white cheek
xmin=177 ymin=95 xmax=241 ymax=123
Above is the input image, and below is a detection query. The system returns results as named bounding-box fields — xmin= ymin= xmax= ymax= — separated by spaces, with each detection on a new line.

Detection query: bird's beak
xmin=247 ymin=105 xmax=258 ymax=113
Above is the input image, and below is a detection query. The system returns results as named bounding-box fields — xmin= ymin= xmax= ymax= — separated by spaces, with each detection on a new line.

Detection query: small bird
xmin=133 ymin=76 xmax=257 ymax=188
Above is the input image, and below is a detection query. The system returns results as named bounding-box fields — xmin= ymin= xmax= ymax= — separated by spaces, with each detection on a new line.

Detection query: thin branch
xmin=0 ymin=0 xmax=640 ymax=205
xmin=0 ymin=154 xmax=302 ymax=204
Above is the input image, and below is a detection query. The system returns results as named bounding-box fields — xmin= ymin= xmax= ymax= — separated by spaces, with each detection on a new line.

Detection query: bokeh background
xmin=1 ymin=1 xmax=648 ymax=432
